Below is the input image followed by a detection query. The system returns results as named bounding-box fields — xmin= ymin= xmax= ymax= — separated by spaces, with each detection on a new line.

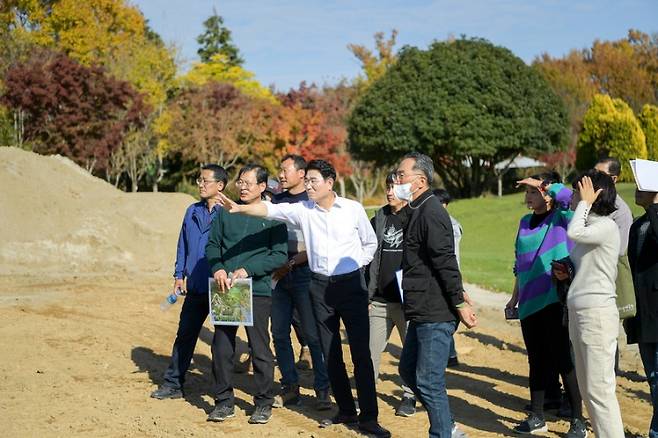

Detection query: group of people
xmin=507 ymin=157 xmax=658 ymax=438
xmin=150 ymin=152 xmax=476 ymax=438
xmin=148 ymin=150 xmax=658 ymax=438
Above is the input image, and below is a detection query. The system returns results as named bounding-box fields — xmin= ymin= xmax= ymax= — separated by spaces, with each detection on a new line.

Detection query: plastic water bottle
xmin=160 ymin=288 xmax=184 ymax=311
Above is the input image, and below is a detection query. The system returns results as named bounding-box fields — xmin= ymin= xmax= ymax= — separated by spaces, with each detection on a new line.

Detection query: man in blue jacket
xmin=150 ymin=164 xmax=228 ymax=400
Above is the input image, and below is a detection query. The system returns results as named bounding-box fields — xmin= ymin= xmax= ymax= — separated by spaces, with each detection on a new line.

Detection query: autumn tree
xmin=639 ymin=103 xmax=658 ymax=160
xmin=533 ymin=50 xmax=597 ymax=177
xmin=196 ymin=8 xmax=243 ymax=66
xmin=166 ymin=82 xmax=266 ymax=171
xmin=106 ymin=112 xmax=164 ymax=192
xmin=1 ymin=50 xmax=149 ymax=173
xmin=587 ymin=37 xmax=656 ymax=112
xmin=39 ymin=0 xmax=146 ymax=66
xmin=275 ymin=82 xmax=353 ymax=195
xmin=348 ymin=30 xmax=398 ymax=92
xmin=0 ymin=1 xmax=53 ymax=75
xmin=576 ymin=94 xmax=647 ymax=180
xmin=1 ymin=0 xmax=177 ymax=107
xmin=349 ymin=38 xmax=568 ymax=197
xmin=181 ymin=53 xmax=275 ymax=103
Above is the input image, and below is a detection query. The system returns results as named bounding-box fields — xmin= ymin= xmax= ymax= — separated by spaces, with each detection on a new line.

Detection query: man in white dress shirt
xmin=216 ymin=159 xmax=390 ymax=438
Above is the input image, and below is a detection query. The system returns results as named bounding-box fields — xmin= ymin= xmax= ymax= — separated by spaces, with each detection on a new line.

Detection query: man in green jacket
xmin=205 ymin=163 xmax=287 ymax=425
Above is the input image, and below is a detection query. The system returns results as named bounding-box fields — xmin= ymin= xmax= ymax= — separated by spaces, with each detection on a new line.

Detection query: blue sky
xmin=132 ymin=0 xmax=658 ymax=91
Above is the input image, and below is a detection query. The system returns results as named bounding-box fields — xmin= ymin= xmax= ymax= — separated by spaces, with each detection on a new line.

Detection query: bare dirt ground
xmin=0 ymin=276 xmax=651 ymax=437
xmin=0 ymin=148 xmax=652 ymax=437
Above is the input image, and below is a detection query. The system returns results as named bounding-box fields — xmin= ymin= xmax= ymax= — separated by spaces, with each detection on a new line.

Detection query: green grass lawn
xmin=368 ymin=183 xmax=643 ymax=294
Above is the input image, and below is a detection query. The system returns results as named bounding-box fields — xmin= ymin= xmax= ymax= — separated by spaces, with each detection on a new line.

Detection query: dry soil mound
xmin=0 ymin=147 xmax=194 ymax=276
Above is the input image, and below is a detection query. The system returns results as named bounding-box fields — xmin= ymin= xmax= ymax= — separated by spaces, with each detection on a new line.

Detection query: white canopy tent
xmin=494 ymin=155 xmax=546 ymax=197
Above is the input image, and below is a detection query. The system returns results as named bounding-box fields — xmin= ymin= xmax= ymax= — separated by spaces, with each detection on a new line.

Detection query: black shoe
xmin=207 ymin=404 xmax=235 ymax=422
xmin=275 ymin=384 xmax=301 ymax=407
xmin=248 ymin=405 xmax=272 ymax=424
xmin=447 ymin=356 xmax=460 ymax=368
xmin=319 ymin=413 xmax=359 ymax=428
xmin=314 ymin=388 xmax=332 ymax=411
xmin=358 ymin=421 xmax=391 ymax=438
xmin=395 ymin=396 xmax=416 ymax=417
xmin=565 ymin=418 xmax=587 ymax=438
xmin=513 ymin=413 xmax=547 ymax=434
xmin=296 ymin=346 xmax=311 ymax=370
xmin=150 ymin=385 xmax=183 ymax=400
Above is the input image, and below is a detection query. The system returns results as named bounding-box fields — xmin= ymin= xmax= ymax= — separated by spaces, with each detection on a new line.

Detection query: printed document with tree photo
xmin=208 ymin=277 xmax=254 ymax=326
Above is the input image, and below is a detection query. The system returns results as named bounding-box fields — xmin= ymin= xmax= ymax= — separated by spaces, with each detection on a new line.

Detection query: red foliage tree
xmin=1 ymin=50 xmax=149 ymax=173
xmin=276 ymin=82 xmax=352 ymax=178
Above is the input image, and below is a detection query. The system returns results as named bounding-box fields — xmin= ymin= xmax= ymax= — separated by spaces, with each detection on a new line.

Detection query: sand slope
xmin=0 ymin=147 xmax=193 ymax=276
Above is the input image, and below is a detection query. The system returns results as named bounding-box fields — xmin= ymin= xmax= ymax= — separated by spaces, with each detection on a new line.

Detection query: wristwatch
xmin=287 ymin=258 xmax=296 ymax=270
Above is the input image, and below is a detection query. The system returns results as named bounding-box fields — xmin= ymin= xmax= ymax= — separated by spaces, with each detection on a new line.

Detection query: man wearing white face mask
xmin=395 ymin=152 xmax=477 ymax=438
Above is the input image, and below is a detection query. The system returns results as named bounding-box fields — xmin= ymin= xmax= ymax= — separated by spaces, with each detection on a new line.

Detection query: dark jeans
xmin=399 ymin=320 xmax=457 ymax=438
xmin=520 ymin=303 xmax=574 ymax=392
xmin=271 ymin=265 xmax=329 ymax=390
xmin=162 ymin=293 xmax=209 ymax=390
xmin=212 ymin=296 xmax=274 ymax=407
xmin=449 ymin=336 xmax=457 ymax=359
xmin=640 ymin=342 xmax=658 ymax=438
xmin=291 ymin=308 xmax=306 ymax=347
xmin=309 ymin=270 xmax=378 ymax=423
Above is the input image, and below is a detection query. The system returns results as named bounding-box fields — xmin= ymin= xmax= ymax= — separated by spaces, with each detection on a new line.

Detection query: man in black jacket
xmin=626 ymin=187 xmax=658 ymax=438
xmin=394 ymin=152 xmax=477 ymax=438
xmin=368 ymin=172 xmax=416 ymax=417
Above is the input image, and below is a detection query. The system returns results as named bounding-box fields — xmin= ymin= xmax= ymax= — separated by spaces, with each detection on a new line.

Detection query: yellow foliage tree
xmin=639 ymin=104 xmax=658 ymax=161
xmin=106 ymin=38 xmax=177 ymax=107
xmin=41 ymin=0 xmax=145 ymax=65
xmin=181 ymin=53 xmax=277 ymax=103
xmin=347 ymin=30 xmax=398 ymax=92
xmin=577 ymin=94 xmax=647 ymax=180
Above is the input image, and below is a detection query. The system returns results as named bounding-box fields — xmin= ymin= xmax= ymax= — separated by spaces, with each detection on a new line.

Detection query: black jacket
xmin=625 ymin=203 xmax=658 ymax=344
xmin=401 ymin=189 xmax=464 ymax=323
xmin=367 ymin=205 xmax=409 ymax=301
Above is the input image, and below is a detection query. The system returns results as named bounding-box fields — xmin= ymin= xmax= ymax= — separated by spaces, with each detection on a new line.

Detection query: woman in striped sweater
xmin=506 ymin=172 xmax=585 ymax=437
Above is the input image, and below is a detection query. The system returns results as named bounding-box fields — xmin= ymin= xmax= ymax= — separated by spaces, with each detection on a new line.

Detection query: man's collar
xmin=332 ymin=193 xmax=346 ymax=207
xmin=313 ymin=192 xmax=342 ymax=211
xmin=409 ymin=187 xmax=432 ymax=207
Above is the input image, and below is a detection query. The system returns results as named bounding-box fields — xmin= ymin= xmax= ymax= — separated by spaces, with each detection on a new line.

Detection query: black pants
xmin=309 ymin=270 xmax=378 ymax=423
xmin=521 ymin=303 xmax=574 ymax=392
xmin=162 ymin=293 xmax=209 ymax=390
xmin=212 ymin=295 xmax=274 ymax=407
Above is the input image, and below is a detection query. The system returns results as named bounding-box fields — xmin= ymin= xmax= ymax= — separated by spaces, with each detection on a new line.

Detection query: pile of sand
xmin=0 ymin=147 xmax=194 ymax=276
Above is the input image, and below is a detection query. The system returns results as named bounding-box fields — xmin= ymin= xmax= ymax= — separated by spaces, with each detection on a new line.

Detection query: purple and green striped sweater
xmin=514 ymin=184 xmax=574 ymax=320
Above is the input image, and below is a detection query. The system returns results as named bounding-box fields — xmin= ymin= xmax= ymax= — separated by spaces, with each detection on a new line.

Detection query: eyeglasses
xmin=394 ymin=171 xmax=424 ymax=181
xmin=196 ymin=178 xmax=218 ymax=186
xmin=303 ymin=177 xmax=324 ymax=187
xmin=235 ymin=180 xmax=257 ymax=189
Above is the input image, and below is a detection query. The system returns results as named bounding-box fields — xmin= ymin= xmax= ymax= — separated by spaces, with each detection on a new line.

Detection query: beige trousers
xmin=569 ymin=304 xmax=624 ymax=438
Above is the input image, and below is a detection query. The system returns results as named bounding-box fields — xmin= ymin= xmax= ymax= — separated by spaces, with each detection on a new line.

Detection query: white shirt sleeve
xmin=567 ymin=201 xmax=614 ymax=245
xmin=355 ymin=204 xmax=378 ymax=266
xmin=265 ymin=201 xmax=303 ymax=227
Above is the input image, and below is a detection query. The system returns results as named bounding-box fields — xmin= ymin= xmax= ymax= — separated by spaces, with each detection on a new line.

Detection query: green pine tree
xmin=196 ymin=8 xmax=244 ymax=67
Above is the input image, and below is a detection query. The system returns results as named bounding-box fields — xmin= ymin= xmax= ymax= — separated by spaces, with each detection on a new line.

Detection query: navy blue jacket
xmin=174 ymin=201 xmax=220 ymax=295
